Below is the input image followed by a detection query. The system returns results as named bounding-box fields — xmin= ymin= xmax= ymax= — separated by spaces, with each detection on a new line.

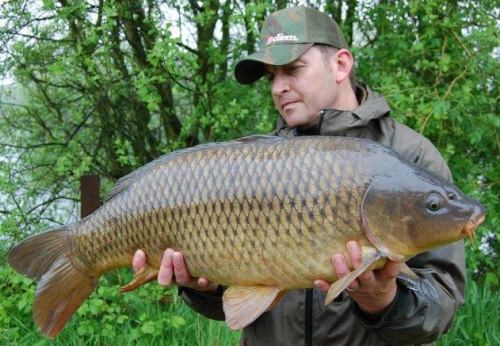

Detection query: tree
xmin=0 ymin=0 xmax=497 ymax=277
xmin=0 ymin=0 xmax=277 ymax=241
xmin=354 ymin=0 xmax=499 ymax=278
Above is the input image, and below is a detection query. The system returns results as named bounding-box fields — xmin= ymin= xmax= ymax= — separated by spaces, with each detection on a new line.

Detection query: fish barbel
xmin=8 ymin=136 xmax=485 ymax=338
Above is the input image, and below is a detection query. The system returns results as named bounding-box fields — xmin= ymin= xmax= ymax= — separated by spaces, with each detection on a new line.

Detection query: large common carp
xmin=8 ymin=136 xmax=485 ymax=338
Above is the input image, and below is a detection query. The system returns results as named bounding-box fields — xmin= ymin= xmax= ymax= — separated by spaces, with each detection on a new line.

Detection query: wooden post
xmin=80 ymin=175 xmax=100 ymax=219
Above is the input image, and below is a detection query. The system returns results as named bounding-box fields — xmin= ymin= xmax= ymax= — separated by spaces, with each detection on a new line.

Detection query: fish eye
xmin=426 ymin=193 xmax=442 ymax=212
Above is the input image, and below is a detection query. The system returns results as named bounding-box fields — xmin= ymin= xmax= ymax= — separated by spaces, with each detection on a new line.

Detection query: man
xmin=133 ymin=6 xmax=465 ymax=345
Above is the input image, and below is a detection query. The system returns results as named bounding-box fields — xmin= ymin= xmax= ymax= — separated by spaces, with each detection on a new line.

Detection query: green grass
xmin=0 ymin=267 xmax=240 ymax=345
xmin=438 ymin=278 xmax=499 ymax=346
xmin=0 ymin=264 xmax=498 ymax=345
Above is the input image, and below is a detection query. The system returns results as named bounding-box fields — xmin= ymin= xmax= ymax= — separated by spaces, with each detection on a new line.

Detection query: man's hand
xmin=132 ymin=249 xmax=218 ymax=294
xmin=314 ymin=241 xmax=401 ymax=314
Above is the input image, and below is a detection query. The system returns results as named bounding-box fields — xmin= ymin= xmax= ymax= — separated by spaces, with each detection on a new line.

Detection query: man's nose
xmin=271 ymin=72 xmax=290 ymax=96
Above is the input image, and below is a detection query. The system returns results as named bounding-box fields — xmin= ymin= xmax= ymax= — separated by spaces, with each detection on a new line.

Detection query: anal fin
xmin=267 ymin=290 xmax=286 ymax=311
xmin=120 ymin=264 xmax=158 ymax=292
xmin=223 ymin=285 xmax=282 ymax=330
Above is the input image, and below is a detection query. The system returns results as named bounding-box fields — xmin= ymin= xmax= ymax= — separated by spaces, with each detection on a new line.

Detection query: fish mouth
xmin=461 ymin=213 xmax=485 ymax=247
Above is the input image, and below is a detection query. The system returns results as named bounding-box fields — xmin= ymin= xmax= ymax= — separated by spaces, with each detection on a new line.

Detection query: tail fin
xmin=8 ymin=226 xmax=98 ymax=338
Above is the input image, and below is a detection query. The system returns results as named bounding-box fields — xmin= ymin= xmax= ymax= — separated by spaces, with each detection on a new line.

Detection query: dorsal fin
xmin=233 ymin=135 xmax=283 ymax=143
xmin=104 ymin=135 xmax=283 ymax=202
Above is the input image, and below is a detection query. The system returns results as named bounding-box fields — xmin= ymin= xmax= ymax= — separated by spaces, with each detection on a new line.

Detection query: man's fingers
xmin=172 ymin=251 xmax=190 ymax=284
xmin=346 ymin=241 xmax=362 ymax=267
xmin=158 ymin=248 xmax=174 ymax=286
xmin=132 ymin=249 xmax=146 ymax=273
xmin=197 ymin=277 xmax=208 ymax=288
xmin=333 ymin=254 xmax=349 ymax=276
xmin=376 ymin=260 xmax=401 ymax=281
xmin=314 ymin=279 xmax=331 ymax=292
xmin=346 ymin=241 xmax=374 ymax=283
xmin=333 ymin=254 xmax=360 ymax=290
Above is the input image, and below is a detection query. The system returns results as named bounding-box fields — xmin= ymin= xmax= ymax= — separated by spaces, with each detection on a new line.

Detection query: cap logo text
xmin=266 ymin=33 xmax=299 ymax=45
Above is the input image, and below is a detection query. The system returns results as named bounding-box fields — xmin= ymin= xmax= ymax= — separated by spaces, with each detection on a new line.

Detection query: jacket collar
xmin=275 ymin=82 xmax=391 ymax=137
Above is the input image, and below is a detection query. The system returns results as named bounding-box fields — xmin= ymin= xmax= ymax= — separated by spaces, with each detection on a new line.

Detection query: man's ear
xmin=334 ymin=49 xmax=354 ymax=83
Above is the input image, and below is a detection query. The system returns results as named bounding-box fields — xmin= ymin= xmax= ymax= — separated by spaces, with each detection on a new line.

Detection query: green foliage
xmin=0 ymin=266 xmax=240 ymax=345
xmin=0 ymin=261 xmax=497 ymax=344
xmin=0 ymin=265 xmax=35 ymax=341
xmin=0 ymin=0 xmax=277 ymax=243
xmin=0 ymin=0 xmax=498 ymax=343
xmin=354 ymin=0 xmax=499 ymax=280
xmin=438 ymin=278 xmax=500 ymax=346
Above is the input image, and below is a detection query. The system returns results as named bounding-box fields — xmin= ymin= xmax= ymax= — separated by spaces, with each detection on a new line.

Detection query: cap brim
xmin=234 ymin=43 xmax=314 ymax=84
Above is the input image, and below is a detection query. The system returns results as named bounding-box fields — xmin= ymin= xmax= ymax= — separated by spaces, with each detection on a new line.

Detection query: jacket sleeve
xmin=353 ymin=242 xmax=465 ymax=344
xmin=353 ymin=126 xmax=466 ymax=344
xmin=178 ymin=286 xmax=226 ymax=321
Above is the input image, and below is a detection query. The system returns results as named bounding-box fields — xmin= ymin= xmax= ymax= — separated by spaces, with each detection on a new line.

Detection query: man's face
xmin=266 ymin=47 xmax=339 ymax=128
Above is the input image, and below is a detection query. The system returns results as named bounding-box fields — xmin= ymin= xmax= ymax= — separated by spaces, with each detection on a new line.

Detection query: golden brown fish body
xmin=75 ymin=136 xmax=370 ymax=288
xmin=8 ymin=136 xmax=485 ymax=338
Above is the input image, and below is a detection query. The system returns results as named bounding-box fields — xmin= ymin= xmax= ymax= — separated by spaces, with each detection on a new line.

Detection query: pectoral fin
xmin=399 ymin=262 xmax=419 ymax=280
xmin=120 ymin=264 xmax=158 ymax=292
xmin=325 ymin=252 xmax=384 ymax=305
xmin=223 ymin=285 xmax=283 ymax=330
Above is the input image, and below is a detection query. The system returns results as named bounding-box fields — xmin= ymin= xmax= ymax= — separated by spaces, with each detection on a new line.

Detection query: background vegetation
xmin=0 ymin=0 xmax=498 ymax=344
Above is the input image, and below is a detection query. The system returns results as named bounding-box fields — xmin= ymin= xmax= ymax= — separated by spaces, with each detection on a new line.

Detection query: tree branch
xmin=0 ymin=142 xmax=67 ymax=149
xmin=9 ymin=32 xmax=74 ymax=43
xmin=26 ymin=195 xmax=77 ymax=215
xmin=176 ymin=41 xmax=199 ymax=55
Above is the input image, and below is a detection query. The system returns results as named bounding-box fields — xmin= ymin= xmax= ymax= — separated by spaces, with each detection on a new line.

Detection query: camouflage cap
xmin=234 ymin=6 xmax=348 ymax=84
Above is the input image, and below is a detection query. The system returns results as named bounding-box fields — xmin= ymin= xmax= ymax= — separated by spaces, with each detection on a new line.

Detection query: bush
xmin=0 ymin=265 xmax=240 ymax=345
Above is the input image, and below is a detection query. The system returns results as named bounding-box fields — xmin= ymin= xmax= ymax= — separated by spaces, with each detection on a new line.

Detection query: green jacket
xmin=181 ymin=84 xmax=465 ymax=346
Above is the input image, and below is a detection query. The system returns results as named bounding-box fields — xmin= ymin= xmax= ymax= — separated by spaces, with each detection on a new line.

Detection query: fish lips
xmin=461 ymin=202 xmax=486 ymax=245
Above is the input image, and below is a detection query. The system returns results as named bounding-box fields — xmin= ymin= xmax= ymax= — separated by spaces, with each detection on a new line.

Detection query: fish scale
xmin=8 ymin=135 xmax=485 ymax=337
